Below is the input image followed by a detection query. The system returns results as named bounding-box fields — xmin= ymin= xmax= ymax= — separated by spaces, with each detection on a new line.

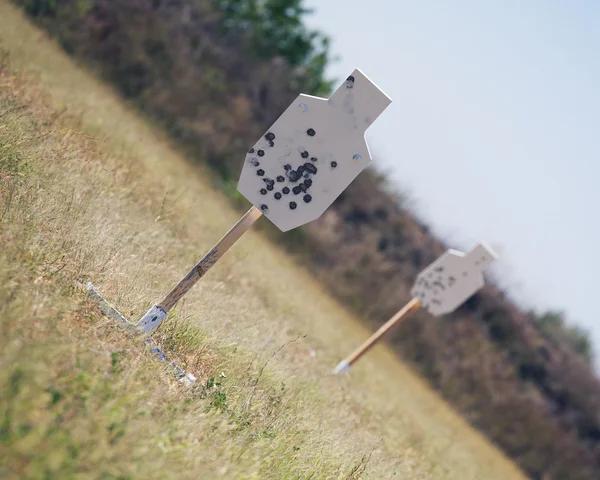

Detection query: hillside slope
xmin=8 ymin=1 xmax=600 ymax=479
xmin=0 ymin=3 xmax=525 ymax=479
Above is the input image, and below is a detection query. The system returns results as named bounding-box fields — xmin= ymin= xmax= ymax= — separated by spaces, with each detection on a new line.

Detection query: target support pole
xmin=333 ymin=298 xmax=421 ymax=374
xmin=136 ymin=206 xmax=262 ymax=334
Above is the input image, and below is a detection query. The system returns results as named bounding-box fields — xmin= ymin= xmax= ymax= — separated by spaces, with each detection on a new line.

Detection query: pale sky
xmin=305 ymin=1 xmax=600 ymax=363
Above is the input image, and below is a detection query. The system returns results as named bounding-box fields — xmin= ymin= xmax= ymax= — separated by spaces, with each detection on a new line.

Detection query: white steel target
xmin=333 ymin=242 xmax=498 ymax=374
xmin=410 ymin=242 xmax=498 ymax=316
xmin=237 ymin=68 xmax=392 ymax=232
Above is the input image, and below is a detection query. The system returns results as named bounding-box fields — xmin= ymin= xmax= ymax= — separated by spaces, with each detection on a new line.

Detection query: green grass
xmin=0 ymin=2 xmax=527 ymax=479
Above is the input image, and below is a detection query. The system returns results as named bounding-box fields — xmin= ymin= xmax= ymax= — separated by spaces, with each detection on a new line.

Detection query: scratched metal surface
xmin=410 ymin=243 xmax=498 ymax=316
xmin=137 ymin=304 xmax=168 ymax=333
xmin=237 ymin=68 xmax=392 ymax=232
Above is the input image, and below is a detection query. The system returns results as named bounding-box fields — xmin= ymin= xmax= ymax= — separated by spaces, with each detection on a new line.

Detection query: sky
xmin=305 ymin=0 xmax=600 ymax=363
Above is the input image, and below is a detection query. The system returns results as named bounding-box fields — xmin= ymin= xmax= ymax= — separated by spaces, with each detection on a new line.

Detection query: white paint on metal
xmin=237 ymin=68 xmax=392 ymax=232
xmin=179 ymin=373 xmax=197 ymax=385
xmin=136 ymin=304 xmax=168 ymax=334
xmin=332 ymin=359 xmax=350 ymax=375
xmin=410 ymin=242 xmax=498 ymax=316
xmin=145 ymin=338 xmax=195 ymax=385
xmin=87 ymin=282 xmax=133 ymax=329
xmin=86 ymin=283 xmax=196 ymax=384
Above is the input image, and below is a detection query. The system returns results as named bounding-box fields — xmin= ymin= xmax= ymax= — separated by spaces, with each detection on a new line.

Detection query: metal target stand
xmin=86 ymin=68 xmax=392 ymax=384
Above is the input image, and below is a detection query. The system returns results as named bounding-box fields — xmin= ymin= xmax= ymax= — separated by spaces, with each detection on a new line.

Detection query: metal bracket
xmin=136 ymin=304 xmax=168 ymax=335
xmin=332 ymin=359 xmax=350 ymax=375
xmin=86 ymin=282 xmax=196 ymax=385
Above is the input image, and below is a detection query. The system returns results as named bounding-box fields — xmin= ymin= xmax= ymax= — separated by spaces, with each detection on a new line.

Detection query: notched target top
xmin=410 ymin=243 xmax=498 ymax=316
xmin=237 ymin=68 xmax=392 ymax=232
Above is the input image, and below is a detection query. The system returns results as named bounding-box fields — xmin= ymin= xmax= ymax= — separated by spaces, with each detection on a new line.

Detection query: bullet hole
xmin=249 ymin=148 xmax=255 ymax=154
xmin=282 ymin=187 xmax=290 ymax=194
xmin=257 ymin=169 xmax=265 ymax=176
xmin=353 ymin=154 xmax=362 ymax=160
xmin=304 ymin=178 xmax=313 ymax=188
xmin=267 ymin=184 xmax=274 ymax=191
xmin=346 ymin=75 xmax=355 ymax=88
xmin=268 ymin=140 xmax=274 ymax=147
xmin=448 ymin=276 xmax=456 ymax=286
xmin=251 ymin=159 xmax=260 ymax=167
xmin=289 ymin=201 xmax=297 ymax=210
xmin=301 ymin=151 xmax=309 ymax=159
xmin=284 ymin=164 xmax=291 ymax=171
xmin=303 ymin=194 xmax=312 ymax=203
xmin=311 ymin=157 xmax=318 ymax=162
xmin=265 ymin=132 xmax=275 ymax=141
xmin=297 ymin=165 xmax=305 ymax=175
xmin=331 ymin=161 xmax=337 ymax=168
xmin=263 ymin=177 xmax=274 ymax=184
xmin=258 ymin=150 xmax=265 ymax=157
xmin=378 ymin=237 xmax=389 ymax=252
xmin=276 ymin=176 xmax=285 ymax=182
xmin=260 ymin=204 xmax=269 ymax=213
xmin=260 ymin=188 xmax=267 ymax=195
xmin=303 ymin=172 xmax=310 ymax=179
xmin=274 ymin=192 xmax=282 ymax=200
xmin=287 ymin=170 xmax=302 ymax=182
xmin=303 ymin=163 xmax=317 ymax=175
xmin=434 ymin=266 xmax=444 ymax=272
xmin=292 ymin=185 xmax=303 ymax=195
xmin=307 ymin=128 xmax=316 ymax=136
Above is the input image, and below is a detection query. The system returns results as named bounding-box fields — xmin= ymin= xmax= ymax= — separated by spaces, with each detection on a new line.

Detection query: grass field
xmin=0 ymin=3 xmax=527 ymax=479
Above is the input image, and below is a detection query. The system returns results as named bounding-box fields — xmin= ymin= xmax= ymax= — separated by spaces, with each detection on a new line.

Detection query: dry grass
xmin=0 ymin=2 xmax=526 ymax=479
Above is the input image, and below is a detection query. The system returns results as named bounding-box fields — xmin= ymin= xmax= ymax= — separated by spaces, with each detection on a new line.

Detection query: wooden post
xmin=333 ymin=298 xmax=421 ymax=374
xmin=159 ymin=206 xmax=262 ymax=311
xmin=136 ymin=206 xmax=262 ymax=333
